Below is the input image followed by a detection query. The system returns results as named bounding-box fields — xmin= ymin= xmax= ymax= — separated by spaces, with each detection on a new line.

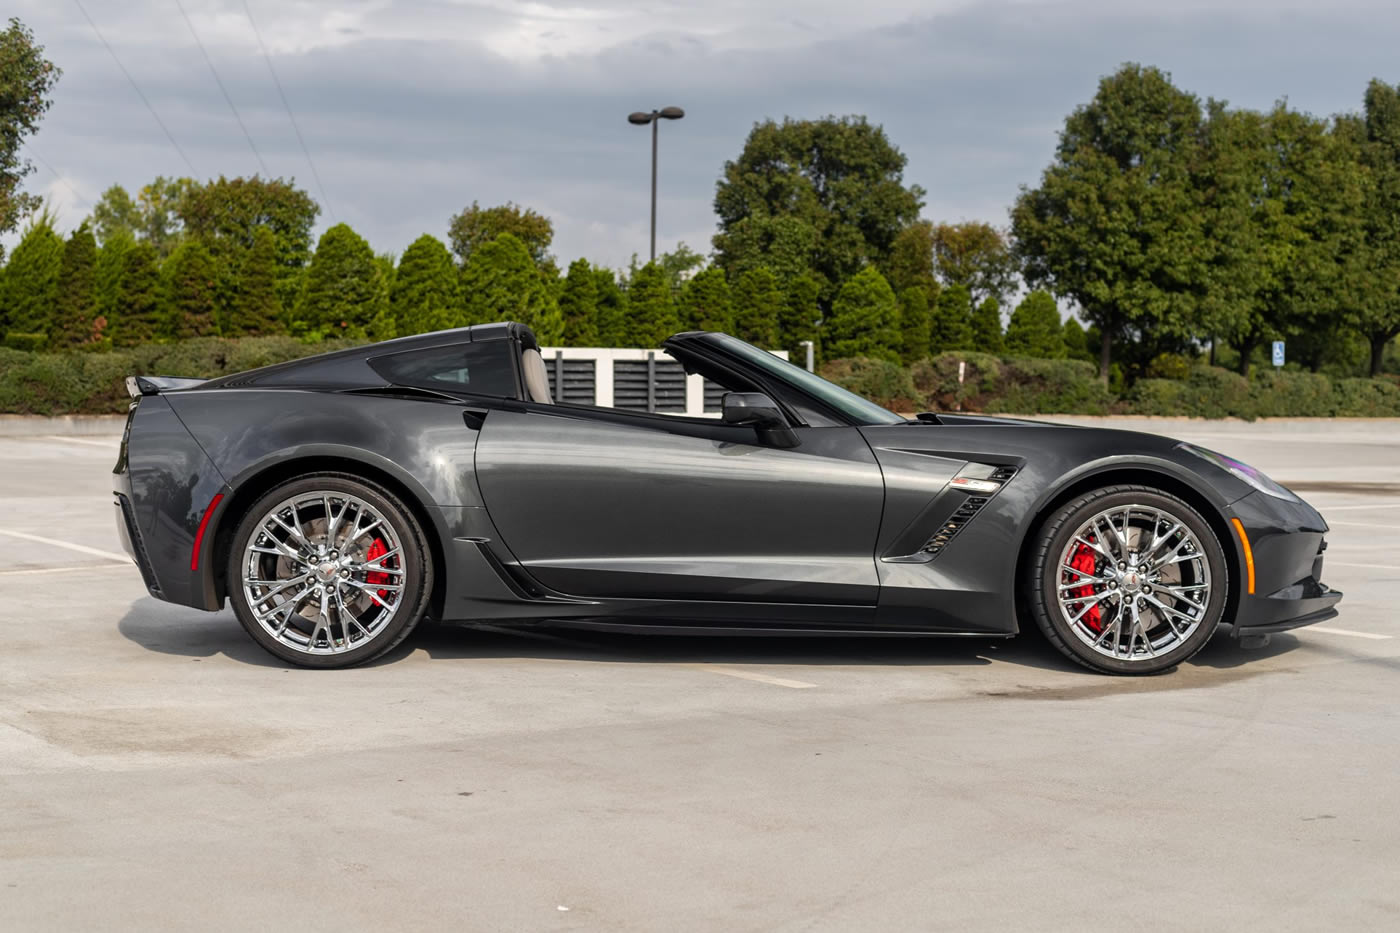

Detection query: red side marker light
xmin=191 ymin=493 xmax=224 ymax=571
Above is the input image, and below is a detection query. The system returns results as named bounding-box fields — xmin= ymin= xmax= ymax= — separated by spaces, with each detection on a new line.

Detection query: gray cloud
xmin=8 ymin=0 xmax=1400 ymax=269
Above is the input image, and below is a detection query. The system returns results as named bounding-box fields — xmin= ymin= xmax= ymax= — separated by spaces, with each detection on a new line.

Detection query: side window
xmin=369 ymin=342 xmax=519 ymax=398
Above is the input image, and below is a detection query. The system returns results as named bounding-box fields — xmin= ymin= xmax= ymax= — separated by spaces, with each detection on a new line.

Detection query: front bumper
xmin=1228 ymin=491 xmax=1342 ymax=636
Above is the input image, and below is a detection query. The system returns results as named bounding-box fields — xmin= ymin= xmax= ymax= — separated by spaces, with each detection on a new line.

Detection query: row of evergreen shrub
xmin=2 ymin=340 xmax=1399 ymax=418
xmin=819 ymin=354 xmax=1400 ymax=418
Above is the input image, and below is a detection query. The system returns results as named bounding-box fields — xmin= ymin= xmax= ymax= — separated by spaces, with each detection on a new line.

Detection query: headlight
xmin=1177 ymin=443 xmax=1299 ymax=502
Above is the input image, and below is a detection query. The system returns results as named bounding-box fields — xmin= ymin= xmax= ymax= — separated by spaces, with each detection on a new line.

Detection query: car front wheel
xmin=1026 ymin=485 xmax=1227 ymax=675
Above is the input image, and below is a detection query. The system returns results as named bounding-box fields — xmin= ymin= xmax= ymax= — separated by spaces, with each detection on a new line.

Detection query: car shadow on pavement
xmin=117 ymin=596 xmax=1306 ymax=679
xmin=117 ymin=598 xmax=288 ymax=668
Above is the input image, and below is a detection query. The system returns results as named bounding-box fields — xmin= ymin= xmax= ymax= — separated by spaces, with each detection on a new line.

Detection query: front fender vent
xmin=918 ymin=465 xmax=1017 ymax=558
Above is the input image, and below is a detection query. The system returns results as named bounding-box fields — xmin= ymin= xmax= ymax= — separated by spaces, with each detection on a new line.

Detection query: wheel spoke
xmin=241 ymin=490 xmax=407 ymax=655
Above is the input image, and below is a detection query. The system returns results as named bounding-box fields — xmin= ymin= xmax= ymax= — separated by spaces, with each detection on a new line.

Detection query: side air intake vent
xmin=921 ymin=496 xmax=991 ymax=556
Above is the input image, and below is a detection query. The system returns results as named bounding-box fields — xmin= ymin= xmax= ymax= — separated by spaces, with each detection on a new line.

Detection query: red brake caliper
xmin=365 ymin=538 xmax=391 ymax=599
xmin=1068 ymin=539 xmax=1102 ymax=632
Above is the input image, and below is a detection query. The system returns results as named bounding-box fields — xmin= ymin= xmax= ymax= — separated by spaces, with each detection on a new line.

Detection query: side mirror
xmin=721 ymin=392 xmax=799 ymax=447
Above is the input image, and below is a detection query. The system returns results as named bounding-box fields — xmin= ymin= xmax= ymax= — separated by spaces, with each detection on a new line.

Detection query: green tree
xmin=886 ymin=220 xmax=940 ymax=296
xmin=731 ymin=267 xmax=782 ymax=347
xmin=678 ymin=265 xmax=731 ymax=333
xmin=1005 ymin=290 xmax=1066 ymax=358
xmin=930 ymin=283 xmax=974 ymax=353
xmin=94 ymin=228 xmax=134 ymax=335
xmin=136 ymin=176 xmax=194 ymax=256
xmin=780 ymin=273 xmax=822 ymax=362
xmin=51 ymin=222 xmax=98 ymax=347
xmin=932 ymin=222 xmax=1019 ymax=308
xmin=161 ymin=239 xmax=219 ymax=339
xmin=178 ymin=175 xmax=320 ymax=309
xmin=1012 ymin=63 xmax=1204 ymax=380
xmin=714 ymin=214 xmax=819 ymax=285
xmin=229 ymin=225 xmax=281 ymax=336
xmin=1062 ymin=316 xmax=1092 ymax=362
xmin=824 ymin=266 xmax=900 ymax=360
xmin=1 ymin=211 xmax=62 ymax=339
xmin=593 ymin=266 xmax=627 ymax=346
xmin=898 ymin=286 xmax=931 ymax=363
xmin=459 ymin=232 xmax=562 ymax=343
xmin=448 ymin=201 xmax=553 ymax=266
xmin=558 ymin=259 xmax=599 ymax=345
xmin=971 ymin=296 xmax=1003 ymax=354
xmin=0 ymin=18 xmax=60 ymax=263
xmin=392 ymin=234 xmax=459 ymax=335
xmin=1346 ymin=80 xmax=1400 ymax=376
xmin=620 ymin=261 xmax=679 ymax=347
xmin=714 ymin=116 xmax=925 ymax=301
xmin=89 ymin=184 xmax=140 ymax=246
xmin=295 ymin=223 xmax=388 ymax=340
xmin=111 ymin=241 xmax=161 ymax=347
xmin=630 ymin=243 xmax=707 ymax=294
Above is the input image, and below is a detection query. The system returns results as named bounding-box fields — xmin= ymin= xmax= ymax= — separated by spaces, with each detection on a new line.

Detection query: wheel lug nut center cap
xmin=315 ymin=561 xmax=338 ymax=582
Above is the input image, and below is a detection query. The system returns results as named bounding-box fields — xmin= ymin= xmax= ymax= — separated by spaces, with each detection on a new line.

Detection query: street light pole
xmin=628 ymin=107 xmax=685 ymax=262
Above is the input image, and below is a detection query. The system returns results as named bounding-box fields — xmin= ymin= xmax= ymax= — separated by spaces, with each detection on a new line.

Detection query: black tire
xmin=1026 ymin=484 xmax=1227 ymax=675
xmin=227 ymin=473 xmax=434 ymax=668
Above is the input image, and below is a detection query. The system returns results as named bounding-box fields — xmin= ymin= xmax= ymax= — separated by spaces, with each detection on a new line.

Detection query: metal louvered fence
xmin=541 ymin=348 xmax=787 ymax=417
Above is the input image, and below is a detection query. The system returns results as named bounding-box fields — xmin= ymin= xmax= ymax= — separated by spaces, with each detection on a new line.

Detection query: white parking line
xmin=1323 ymin=503 xmax=1400 ymax=511
xmin=0 ymin=564 xmax=130 ymax=576
xmin=0 ymin=528 xmax=130 ymax=564
xmin=691 ymin=664 xmax=817 ymax=689
xmin=45 ymin=435 xmax=116 ymax=449
xmin=1328 ymin=561 xmax=1400 ymax=572
xmin=1309 ymin=627 xmax=1394 ymax=641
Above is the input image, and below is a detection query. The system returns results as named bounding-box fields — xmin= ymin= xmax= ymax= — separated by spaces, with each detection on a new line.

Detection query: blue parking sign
xmin=1271 ymin=340 xmax=1285 ymax=368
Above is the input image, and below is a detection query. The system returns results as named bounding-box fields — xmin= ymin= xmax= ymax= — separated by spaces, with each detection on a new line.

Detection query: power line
xmin=71 ymin=0 xmax=199 ymax=176
xmin=173 ymin=0 xmax=270 ymax=177
xmin=240 ymin=0 xmax=337 ymax=221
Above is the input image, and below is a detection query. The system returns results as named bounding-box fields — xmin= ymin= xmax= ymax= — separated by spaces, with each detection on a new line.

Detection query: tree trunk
xmin=1237 ymin=336 xmax=1256 ymax=378
xmin=1099 ymin=329 xmax=1111 ymax=385
xmin=1371 ymin=335 xmax=1388 ymax=378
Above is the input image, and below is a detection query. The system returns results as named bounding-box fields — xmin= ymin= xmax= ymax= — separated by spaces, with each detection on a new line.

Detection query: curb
xmin=0 ymin=414 xmax=126 ymax=437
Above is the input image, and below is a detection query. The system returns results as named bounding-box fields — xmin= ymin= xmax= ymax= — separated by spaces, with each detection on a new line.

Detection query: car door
xmin=473 ymin=406 xmax=885 ymax=611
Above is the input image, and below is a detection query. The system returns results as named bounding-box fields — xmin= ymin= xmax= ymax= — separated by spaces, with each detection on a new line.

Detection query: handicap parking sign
xmin=1271 ymin=341 xmax=1285 ymax=368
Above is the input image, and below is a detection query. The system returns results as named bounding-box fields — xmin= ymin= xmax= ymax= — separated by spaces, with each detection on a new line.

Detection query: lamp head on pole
xmin=627 ymin=107 xmax=684 ymax=125
xmin=627 ymin=111 xmax=654 ymax=125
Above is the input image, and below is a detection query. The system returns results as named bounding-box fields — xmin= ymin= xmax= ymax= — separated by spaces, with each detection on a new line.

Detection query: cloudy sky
xmin=8 ymin=0 xmax=1400 ymax=268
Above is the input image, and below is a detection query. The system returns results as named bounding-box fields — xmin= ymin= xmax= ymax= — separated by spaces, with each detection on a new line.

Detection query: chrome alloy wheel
xmin=240 ymin=491 xmax=406 ymax=656
xmin=1055 ymin=503 xmax=1213 ymax=663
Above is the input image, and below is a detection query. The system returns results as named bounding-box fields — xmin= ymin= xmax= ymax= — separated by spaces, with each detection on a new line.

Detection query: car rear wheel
xmin=1026 ymin=485 xmax=1227 ymax=675
xmin=228 ymin=473 xmax=433 ymax=668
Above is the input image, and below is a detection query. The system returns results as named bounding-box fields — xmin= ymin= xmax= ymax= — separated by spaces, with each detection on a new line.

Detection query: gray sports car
xmin=114 ymin=322 xmax=1341 ymax=673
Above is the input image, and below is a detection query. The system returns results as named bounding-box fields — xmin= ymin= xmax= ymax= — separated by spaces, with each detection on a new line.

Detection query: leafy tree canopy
xmin=898 ymin=286 xmax=931 ymax=363
xmin=161 ymin=239 xmax=218 ymax=339
xmin=731 ymin=266 xmax=783 ymax=347
xmin=559 ymin=258 xmax=599 ymax=346
xmin=448 ymin=201 xmax=553 ymax=266
xmin=714 ymin=116 xmax=924 ymax=300
xmin=52 ymin=222 xmax=98 ymax=348
xmin=1012 ymin=63 xmax=1204 ymax=380
xmin=295 ymin=223 xmax=388 ymax=340
xmin=0 ymin=17 xmax=60 ymax=263
xmin=1 ymin=209 xmax=62 ymax=338
xmin=932 ymin=222 xmax=1018 ymax=308
xmin=620 ymin=261 xmax=679 ymax=348
xmin=678 ymin=265 xmax=732 ymax=333
xmin=930 ymin=282 xmax=974 ymax=353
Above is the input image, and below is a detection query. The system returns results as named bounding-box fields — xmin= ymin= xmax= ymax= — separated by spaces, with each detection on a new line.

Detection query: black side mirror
xmin=721 ymin=392 xmax=799 ymax=447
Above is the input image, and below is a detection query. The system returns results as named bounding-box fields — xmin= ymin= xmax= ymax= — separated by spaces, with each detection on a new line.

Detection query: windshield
xmin=711 ymin=334 xmax=907 ymax=426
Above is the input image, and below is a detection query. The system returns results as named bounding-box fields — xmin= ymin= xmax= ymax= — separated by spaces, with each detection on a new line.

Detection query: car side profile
xmin=113 ymin=322 xmax=1341 ymax=674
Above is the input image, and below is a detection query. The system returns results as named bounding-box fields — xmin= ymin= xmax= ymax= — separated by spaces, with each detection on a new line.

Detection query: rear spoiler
xmin=125 ymin=375 xmax=207 ymax=398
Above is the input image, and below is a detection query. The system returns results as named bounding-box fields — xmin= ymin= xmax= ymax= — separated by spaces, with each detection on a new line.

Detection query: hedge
xmin=0 ymin=337 xmax=361 ymax=415
xmin=3 ymin=340 xmax=1399 ymax=418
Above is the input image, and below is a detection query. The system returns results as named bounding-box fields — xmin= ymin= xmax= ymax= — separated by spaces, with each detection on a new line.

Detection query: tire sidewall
xmin=1034 ymin=487 xmax=1227 ymax=675
xmin=228 ymin=474 xmax=429 ymax=668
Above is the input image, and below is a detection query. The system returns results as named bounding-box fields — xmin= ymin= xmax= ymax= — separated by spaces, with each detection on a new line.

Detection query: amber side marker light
xmin=1231 ymin=517 xmax=1256 ymax=595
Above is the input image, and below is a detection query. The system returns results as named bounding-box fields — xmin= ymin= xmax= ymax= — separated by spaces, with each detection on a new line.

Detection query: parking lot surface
xmin=2 ymin=418 xmax=1398 ymax=931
